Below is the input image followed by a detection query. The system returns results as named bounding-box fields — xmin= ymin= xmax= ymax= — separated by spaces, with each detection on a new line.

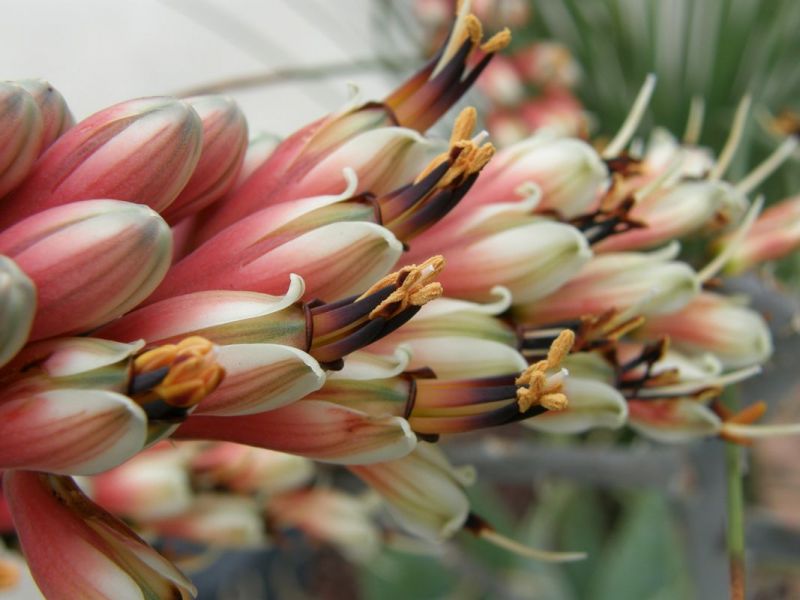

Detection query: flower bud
xmin=267 ymin=489 xmax=381 ymax=562
xmin=175 ymin=399 xmax=416 ymax=465
xmin=12 ymin=79 xmax=74 ymax=153
xmin=0 ymin=257 xmax=35 ymax=368
xmin=87 ymin=444 xmax=192 ymax=521
xmin=194 ymin=343 xmax=325 ymax=416
xmin=434 ymin=218 xmax=592 ymax=304
xmin=515 ymin=247 xmax=699 ymax=326
xmin=149 ymin=495 xmax=266 ymax=548
xmin=518 ymin=89 xmax=588 ymax=138
xmin=719 ymin=194 xmax=800 ymax=274
xmin=628 ymin=399 xmax=722 ymax=443
xmin=523 ymin=377 xmax=627 ymax=434
xmin=513 ymin=42 xmax=582 ymax=87
xmin=365 ymin=290 xmax=525 ymax=378
xmin=0 ymin=388 xmax=147 ymax=475
xmin=191 ymin=444 xmax=315 ymax=496
xmin=638 ymin=292 xmax=773 ymax=369
xmin=0 ymin=82 xmax=43 ymax=198
xmin=161 ymin=95 xmax=248 ymax=224
xmin=597 ymin=180 xmax=748 ymax=252
xmin=350 ymin=442 xmax=475 ymax=541
xmin=0 ymin=97 xmax=203 ymax=228
xmin=461 ymin=135 xmax=609 ymax=217
xmin=5 ymin=472 xmax=196 ymax=599
xmin=475 ymin=55 xmax=526 ymax=106
xmin=0 ymin=200 xmax=172 ymax=340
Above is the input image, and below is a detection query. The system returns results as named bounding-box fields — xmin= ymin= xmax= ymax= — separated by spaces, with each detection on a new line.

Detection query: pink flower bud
xmin=0 ymin=200 xmax=172 ymax=340
xmin=514 ymin=42 xmax=582 ymax=88
xmin=720 ymin=194 xmax=800 ymax=274
xmin=638 ymin=292 xmax=773 ymax=369
xmin=515 ymin=248 xmax=699 ymax=326
xmin=0 ymin=257 xmax=35 ymax=368
xmin=175 ymin=399 xmax=416 ymax=465
xmin=0 ymin=388 xmax=147 ymax=475
xmin=475 ymin=55 xmax=526 ymax=106
xmin=161 ymin=95 xmax=248 ymax=225
xmin=0 ymin=97 xmax=203 ymax=229
xmin=597 ymin=180 xmax=748 ymax=252
xmin=0 ymin=82 xmax=43 ymax=198
xmin=5 ymin=471 xmax=195 ymax=599
xmin=13 ymin=79 xmax=74 ymax=153
xmin=459 ymin=136 xmax=609 ymax=218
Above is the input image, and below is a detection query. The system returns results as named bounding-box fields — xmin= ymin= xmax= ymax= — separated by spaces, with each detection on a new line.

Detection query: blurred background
xmin=3 ymin=1 xmax=799 ymax=598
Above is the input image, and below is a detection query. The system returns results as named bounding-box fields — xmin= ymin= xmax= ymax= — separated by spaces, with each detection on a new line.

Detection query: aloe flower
xmin=190 ymin=443 xmax=315 ymax=495
xmin=0 ymin=82 xmax=43 ymax=198
xmin=0 ymin=257 xmax=35 ymax=368
xmin=0 ymin=199 xmax=172 ymax=340
xmin=197 ymin=2 xmax=510 ymax=239
xmin=267 ymin=488 xmax=381 ymax=562
xmin=5 ymin=471 xmax=196 ymax=600
xmin=0 ymin=97 xmax=203 ymax=229
xmin=719 ymin=194 xmax=800 ymax=274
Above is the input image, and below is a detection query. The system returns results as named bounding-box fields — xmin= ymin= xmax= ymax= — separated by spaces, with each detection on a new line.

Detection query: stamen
xmin=515 ymin=330 xmax=574 ymax=412
xmin=449 ymin=106 xmax=477 ymax=145
xmin=683 ymin=96 xmax=706 ymax=145
xmin=480 ymin=28 xmax=512 ymax=53
xmin=602 ymin=74 xmax=657 ymax=159
xmin=132 ymin=336 xmax=224 ymax=409
xmin=0 ymin=558 xmax=20 ymax=591
xmin=698 ymin=196 xmax=763 ymax=283
xmin=735 ymin=136 xmax=799 ymax=195
xmin=709 ymin=95 xmax=751 ymax=181
xmin=465 ymin=513 xmax=587 ymax=563
xmin=358 ymin=256 xmax=446 ymax=319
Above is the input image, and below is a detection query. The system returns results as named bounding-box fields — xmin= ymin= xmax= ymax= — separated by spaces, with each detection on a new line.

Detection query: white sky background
xmin=0 ymin=0 xmax=421 ymax=137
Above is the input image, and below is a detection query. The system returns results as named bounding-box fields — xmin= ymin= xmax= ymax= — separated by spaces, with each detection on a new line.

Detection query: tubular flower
xmin=86 ymin=443 xmax=193 ymax=522
xmin=98 ymin=258 xmax=445 ymax=370
xmin=11 ymin=79 xmax=74 ymax=155
xmin=0 ymin=97 xmax=203 ymax=229
xmin=4 ymin=471 xmax=196 ymax=600
xmin=196 ymin=0 xmax=508 ymax=238
xmin=637 ymin=292 xmax=773 ymax=370
xmin=0 ymin=82 xmax=43 ymax=198
xmin=718 ymin=194 xmax=800 ymax=274
xmin=364 ymin=289 xmax=524 ymax=378
xmin=150 ymin=111 xmax=491 ymax=303
xmin=161 ymin=95 xmax=248 ymax=225
xmin=190 ymin=443 xmax=315 ymax=496
xmin=0 ymin=199 xmax=172 ymax=341
xmin=595 ymin=180 xmax=748 ymax=252
xmin=267 ymin=488 xmax=381 ymax=563
xmin=0 ymin=256 xmax=35 ymax=369
xmin=0 ymin=336 xmax=224 ymax=472
xmin=514 ymin=245 xmax=699 ymax=326
xmin=308 ymin=331 xmax=572 ymax=437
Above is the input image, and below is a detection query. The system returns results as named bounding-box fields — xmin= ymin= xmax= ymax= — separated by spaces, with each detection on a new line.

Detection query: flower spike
xmin=384 ymin=0 xmax=511 ymax=131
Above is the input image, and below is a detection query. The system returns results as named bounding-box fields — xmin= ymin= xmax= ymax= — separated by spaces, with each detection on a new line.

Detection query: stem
xmin=725 ymin=441 xmax=745 ymax=600
xmin=172 ymin=57 xmax=421 ymax=97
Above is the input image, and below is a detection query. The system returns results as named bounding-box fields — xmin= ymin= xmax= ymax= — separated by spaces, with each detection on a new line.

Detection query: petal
xmin=349 ymin=442 xmax=474 ymax=541
xmin=0 ymin=256 xmax=35 ymax=368
xmin=523 ymin=377 xmax=628 ymax=433
xmin=0 ymin=82 xmax=43 ymax=198
xmin=0 ymin=389 xmax=147 ymax=475
xmin=174 ymin=399 xmax=416 ymax=465
xmin=5 ymin=471 xmax=196 ymax=600
xmin=396 ymin=336 xmax=528 ymax=379
xmin=628 ymin=399 xmax=722 ymax=443
xmin=194 ymin=344 xmax=325 ymax=416
xmin=0 ymin=200 xmax=172 ymax=340
xmin=1 ymin=96 xmax=203 ymax=227
xmin=95 ymin=275 xmax=307 ymax=348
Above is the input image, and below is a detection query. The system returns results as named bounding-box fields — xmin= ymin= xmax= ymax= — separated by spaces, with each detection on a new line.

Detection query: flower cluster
xmin=2 ymin=2 xmax=800 ymax=598
xmin=414 ymin=0 xmax=588 ymax=145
